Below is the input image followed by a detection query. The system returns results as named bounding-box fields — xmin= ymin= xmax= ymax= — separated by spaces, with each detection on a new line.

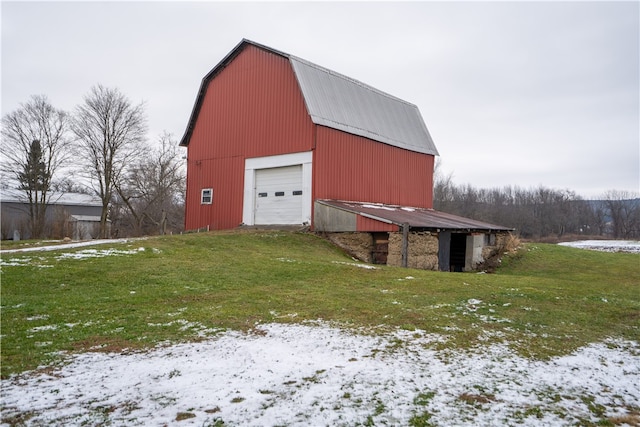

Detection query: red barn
xmin=180 ymin=39 xmax=511 ymax=271
xmin=180 ymin=39 xmax=438 ymax=229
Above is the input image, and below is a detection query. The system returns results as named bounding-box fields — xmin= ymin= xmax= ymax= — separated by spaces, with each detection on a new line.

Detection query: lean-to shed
xmin=314 ymin=200 xmax=513 ymax=272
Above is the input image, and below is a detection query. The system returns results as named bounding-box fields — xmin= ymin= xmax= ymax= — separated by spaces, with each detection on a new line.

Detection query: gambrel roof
xmin=180 ymin=39 xmax=439 ymax=156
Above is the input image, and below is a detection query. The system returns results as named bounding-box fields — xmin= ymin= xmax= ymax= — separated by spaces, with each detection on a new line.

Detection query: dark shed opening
xmin=450 ymin=233 xmax=468 ymax=272
xmin=372 ymin=232 xmax=389 ymax=264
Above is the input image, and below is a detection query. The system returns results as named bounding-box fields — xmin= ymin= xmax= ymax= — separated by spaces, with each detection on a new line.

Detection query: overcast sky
xmin=2 ymin=1 xmax=638 ymax=198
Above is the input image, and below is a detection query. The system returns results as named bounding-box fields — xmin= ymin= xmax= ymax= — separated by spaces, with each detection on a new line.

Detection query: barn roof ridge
xmin=241 ymin=39 xmax=417 ymax=106
xmin=180 ymin=39 xmax=439 ymax=156
xmin=287 ymin=55 xmax=414 ymax=106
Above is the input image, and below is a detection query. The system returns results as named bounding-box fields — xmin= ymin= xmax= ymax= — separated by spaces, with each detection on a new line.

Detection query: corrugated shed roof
xmin=317 ymin=200 xmax=513 ymax=231
xmin=180 ymin=39 xmax=439 ymax=156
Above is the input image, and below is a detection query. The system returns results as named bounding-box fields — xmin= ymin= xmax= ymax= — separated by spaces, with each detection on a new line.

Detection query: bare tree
xmin=603 ymin=190 xmax=640 ymax=238
xmin=1 ymin=95 xmax=71 ymax=238
xmin=72 ymin=85 xmax=146 ymax=238
xmin=113 ymin=132 xmax=185 ymax=236
xmin=50 ymin=177 xmax=91 ymax=194
xmin=433 ymin=158 xmax=455 ymax=210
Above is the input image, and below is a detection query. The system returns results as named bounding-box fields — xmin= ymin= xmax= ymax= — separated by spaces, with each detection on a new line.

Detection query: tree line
xmin=1 ymin=87 xmax=185 ymax=239
xmin=434 ymin=167 xmax=640 ymax=240
xmin=3 ymin=88 xmax=637 ymax=241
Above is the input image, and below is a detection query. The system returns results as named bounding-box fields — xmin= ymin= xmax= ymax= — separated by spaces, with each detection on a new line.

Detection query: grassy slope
xmin=1 ymin=231 xmax=638 ymax=378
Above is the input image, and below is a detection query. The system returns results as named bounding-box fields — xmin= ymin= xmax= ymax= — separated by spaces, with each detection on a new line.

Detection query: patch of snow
xmin=558 ymin=240 xmax=640 ymax=253
xmin=28 ymin=324 xmax=58 ymax=333
xmin=1 ymin=243 xmax=147 ymax=268
xmin=361 ymin=203 xmax=397 ymax=211
xmin=2 ymin=323 xmax=638 ymax=426
xmin=26 ymin=315 xmax=50 ymax=321
xmin=1 ymin=238 xmax=143 ymax=254
xmin=56 ymin=248 xmax=144 ymax=260
xmin=332 ymin=261 xmax=378 ymax=269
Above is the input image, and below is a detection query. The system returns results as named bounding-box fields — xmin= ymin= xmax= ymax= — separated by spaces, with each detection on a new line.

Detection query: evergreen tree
xmin=18 ymin=140 xmax=50 ymax=192
xmin=16 ymin=140 xmax=52 ymax=238
xmin=1 ymin=95 xmax=71 ymax=239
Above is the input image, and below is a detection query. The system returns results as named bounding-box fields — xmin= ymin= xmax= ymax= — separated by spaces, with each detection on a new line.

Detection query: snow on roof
xmin=0 ymin=189 xmax=102 ymax=207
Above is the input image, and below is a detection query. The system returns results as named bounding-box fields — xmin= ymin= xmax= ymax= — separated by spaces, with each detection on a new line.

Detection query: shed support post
xmin=401 ymin=223 xmax=409 ymax=268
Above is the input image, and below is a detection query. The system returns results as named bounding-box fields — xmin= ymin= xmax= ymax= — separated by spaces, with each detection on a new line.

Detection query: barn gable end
xmin=181 ymin=42 xmax=315 ymax=230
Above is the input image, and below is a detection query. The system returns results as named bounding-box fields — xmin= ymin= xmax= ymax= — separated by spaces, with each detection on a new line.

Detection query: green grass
xmin=1 ymin=231 xmax=639 ymax=378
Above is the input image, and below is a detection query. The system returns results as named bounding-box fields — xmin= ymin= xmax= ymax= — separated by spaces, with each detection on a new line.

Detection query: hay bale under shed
xmin=388 ymin=231 xmax=439 ymax=270
xmin=326 ymin=232 xmax=374 ymax=263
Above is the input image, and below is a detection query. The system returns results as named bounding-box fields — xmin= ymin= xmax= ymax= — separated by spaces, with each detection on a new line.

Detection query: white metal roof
xmin=0 ymin=189 xmax=102 ymax=207
xmin=70 ymin=215 xmax=103 ymax=222
xmin=290 ymin=57 xmax=439 ymax=156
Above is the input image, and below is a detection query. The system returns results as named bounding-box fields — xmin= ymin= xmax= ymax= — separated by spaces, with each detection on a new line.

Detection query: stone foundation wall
xmin=326 ymin=232 xmax=374 ymax=263
xmin=325 ymin=231 xmax=511 ymax=272
xmin=481 ymin=233 xmax=510 ymax=259
xmin=388 ymin=231 xmax=439 ymax=270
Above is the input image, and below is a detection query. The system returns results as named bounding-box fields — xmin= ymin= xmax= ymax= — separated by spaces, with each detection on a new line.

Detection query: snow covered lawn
xmin=2 ymin=237 xmax=639 ymax=425
xmin=558 ymin=240 xmax=640 ymax=253
xmin=2 ymin=322 xmax=639 ymax=426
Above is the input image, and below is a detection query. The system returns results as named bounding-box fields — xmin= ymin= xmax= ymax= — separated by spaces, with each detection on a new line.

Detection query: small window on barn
xmin=201 ymin=188 xmax=213 ymax=204
xmin=292 ymin=190 xmax=303 ymax=196
xmin=275 ymin=191 xmax=285 ymax=197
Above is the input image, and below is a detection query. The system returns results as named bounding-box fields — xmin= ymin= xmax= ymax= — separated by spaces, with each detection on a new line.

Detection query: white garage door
xmin=254 ymin=165 xmax=304 ymax=224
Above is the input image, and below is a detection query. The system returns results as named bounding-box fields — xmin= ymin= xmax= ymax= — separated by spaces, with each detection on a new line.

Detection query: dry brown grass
xmin=458 ymin=392 xmax=496 ymax=405
xmin=609 ymin=410 xmax=640 ymax=426
xmin=500 ymin=232 xmax=522 ymax=253
xmin=175 ymin=412 xmax=196 ymax=421
xmin=479 ymin=232 xmax=522 ymax=272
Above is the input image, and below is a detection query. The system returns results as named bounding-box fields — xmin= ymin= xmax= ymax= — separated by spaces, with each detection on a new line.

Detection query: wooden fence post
xmin=401 ymin=223 xmax=409 ymax=268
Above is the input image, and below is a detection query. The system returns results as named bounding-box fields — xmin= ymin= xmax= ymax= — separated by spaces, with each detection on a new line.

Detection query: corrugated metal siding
xmin=188 ymin=45 xmax=314 ymax=160
xmin=184 ymin=45 xmax=315 ymax=230
xmin=291 ymin=57 xmax=438 ymax=156
xmin=184 ymin=156 xmax=244 ymax=230
xmin=356 ymin=215 xmax=399 ymax=232
xmin=313 ymin=126 xmax=435 ymax=209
